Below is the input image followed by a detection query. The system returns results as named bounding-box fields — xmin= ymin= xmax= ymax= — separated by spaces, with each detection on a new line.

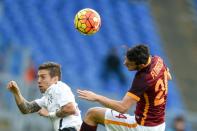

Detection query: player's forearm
xmin=96 ymin=95 xmax=128 ymax=113
xmin=13 ymin=92 xmax=41 ymax=114
xmin=56 ymin=109 xmax=72 ymax=118
xmin=13 ymin=91 xmax=25 ymax=106
xmin=18 ymin=100 xmax=41 ymax=114
xmin=56 ymin=106 xmax=76 ymax=118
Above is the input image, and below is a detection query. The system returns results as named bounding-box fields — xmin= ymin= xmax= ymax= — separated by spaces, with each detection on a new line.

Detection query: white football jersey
xmin=35 ymin=81 xmax=82 ymax=131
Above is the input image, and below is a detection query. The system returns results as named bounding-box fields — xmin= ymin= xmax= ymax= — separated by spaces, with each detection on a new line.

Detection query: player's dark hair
xmin=38 ymin=62 xmax=61 ymax=80
xmin=126 ymin=44 xmax=150 ymax=65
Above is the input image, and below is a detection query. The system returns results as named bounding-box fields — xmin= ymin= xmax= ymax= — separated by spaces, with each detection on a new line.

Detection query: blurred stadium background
xmin=0 ymin=0 xmax=196 ymax=130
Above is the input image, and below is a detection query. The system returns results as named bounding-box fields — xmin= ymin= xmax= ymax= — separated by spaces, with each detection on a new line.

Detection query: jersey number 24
xmin=154 ymin=70 xmax=168 ymax=106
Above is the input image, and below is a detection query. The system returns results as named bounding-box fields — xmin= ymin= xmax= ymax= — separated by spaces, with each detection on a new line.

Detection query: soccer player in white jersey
xmin=7 ymin=62 xmax=82 ymax=131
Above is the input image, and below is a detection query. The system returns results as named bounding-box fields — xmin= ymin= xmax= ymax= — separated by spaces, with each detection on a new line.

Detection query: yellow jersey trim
xmin=140 ymin=93 xmax=150 ymax=125
xmin=126 ymin=92 xmax=140 ymax=101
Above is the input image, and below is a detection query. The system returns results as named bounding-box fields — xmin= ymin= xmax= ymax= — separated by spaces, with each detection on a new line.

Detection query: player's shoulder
xmin=51 ymin=81 xmax=72 ymax=93
xmin=153 ymin=55 xmax=165 ymax=64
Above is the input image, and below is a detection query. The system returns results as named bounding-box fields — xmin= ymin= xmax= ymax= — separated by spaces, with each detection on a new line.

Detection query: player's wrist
xmin=13 ymin=90 xmax=21 ymax=96
xmin=48 ymin=112 xmax=57 ymax=119
xmin=96 ymin=94 xmax=102 ymax=101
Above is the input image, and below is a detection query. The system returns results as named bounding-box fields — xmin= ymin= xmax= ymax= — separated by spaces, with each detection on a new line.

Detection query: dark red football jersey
xmin=127 ymin=56 xmax=169 ymax=126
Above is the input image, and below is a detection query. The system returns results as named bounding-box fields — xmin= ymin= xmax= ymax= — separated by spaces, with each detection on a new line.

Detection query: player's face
xmin=124 ymin=57 xmax=138 ymax=71
xmin=37 ymin=69 xmax=57 ymax=93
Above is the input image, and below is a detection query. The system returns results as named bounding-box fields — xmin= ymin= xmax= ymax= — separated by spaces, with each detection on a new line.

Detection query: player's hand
xmin=7 ymin=81 xmax=20 ymax=94
xmin=77 ymin=89 xmax=99 ymax=101
xmin=38 ymin=108 xmax=49 ymax=117
xmin=167 ymin=68 xmax=172 ymax=80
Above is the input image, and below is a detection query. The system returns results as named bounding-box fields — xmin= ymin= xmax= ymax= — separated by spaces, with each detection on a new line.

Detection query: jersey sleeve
xmin=127 ymin=73 xmax=148 ymax=101
xmin=57 ymin=85 xmax=75 ymax=107
xmin=35 ymin=96 xmax=46 ymax=108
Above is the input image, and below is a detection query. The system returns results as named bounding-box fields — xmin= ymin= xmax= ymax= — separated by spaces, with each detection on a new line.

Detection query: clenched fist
xmin=7 ymin=81 xmax=20 ymax=94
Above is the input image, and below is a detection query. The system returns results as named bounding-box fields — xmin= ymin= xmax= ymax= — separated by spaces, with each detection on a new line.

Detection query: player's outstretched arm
xmin=7 ymin=81 xmax=41 ymax=114
xmin=77 ymin=89 xmax=136 ymax=113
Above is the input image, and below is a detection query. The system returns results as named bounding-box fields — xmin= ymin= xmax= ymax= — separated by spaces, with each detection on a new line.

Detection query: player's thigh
xmin=104 ymin=109 xmax=138 ymax=131
xmin=86 ymin=107 xmax=107 ymax=124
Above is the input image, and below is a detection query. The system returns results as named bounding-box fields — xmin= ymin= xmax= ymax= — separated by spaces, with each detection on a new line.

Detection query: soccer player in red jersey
xmin=78 ymin=44 xmax=172 ymax=131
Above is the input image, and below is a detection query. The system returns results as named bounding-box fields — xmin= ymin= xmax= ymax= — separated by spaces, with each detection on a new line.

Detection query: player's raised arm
xmin=7 ymin=81 xmax=41 ymax=114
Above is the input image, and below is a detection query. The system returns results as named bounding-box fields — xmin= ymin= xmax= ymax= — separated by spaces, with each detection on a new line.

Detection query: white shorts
xmin=104 ymin=109 xmax=165 ymax=131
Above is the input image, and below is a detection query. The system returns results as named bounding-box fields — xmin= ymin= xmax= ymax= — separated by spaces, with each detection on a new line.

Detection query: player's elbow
xmin=117 ymin=102 xmax=130 ymax=113
xmin=120 ymin=109 xmax=128 ymax=114
xmin=21 ymin=112 xmax=28 ymax=115
xmin=61 ymin=104 xmax=77 ymax=116
xmin=20 ymin=110 xmax=29 ymax=114
xmin=70 ymin=109 xmax=77 ymax=115
xmin=65 ymin=106 xmax=77 ymax=115
xmin=119 ymin=107 xmax=129 ymax=114
xmin=18 ymin=107 xmax=30 ymax=114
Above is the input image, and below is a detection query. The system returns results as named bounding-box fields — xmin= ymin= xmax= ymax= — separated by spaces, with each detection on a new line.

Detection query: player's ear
xmin=138 ymin=64 xmax=145 ymax=69
xmin=140 ymin=57 xmax=151 ymax=69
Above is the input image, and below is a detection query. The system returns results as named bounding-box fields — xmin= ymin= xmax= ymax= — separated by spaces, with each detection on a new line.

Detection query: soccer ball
xmin=74 ymin=8 xmax=101 ymax=35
